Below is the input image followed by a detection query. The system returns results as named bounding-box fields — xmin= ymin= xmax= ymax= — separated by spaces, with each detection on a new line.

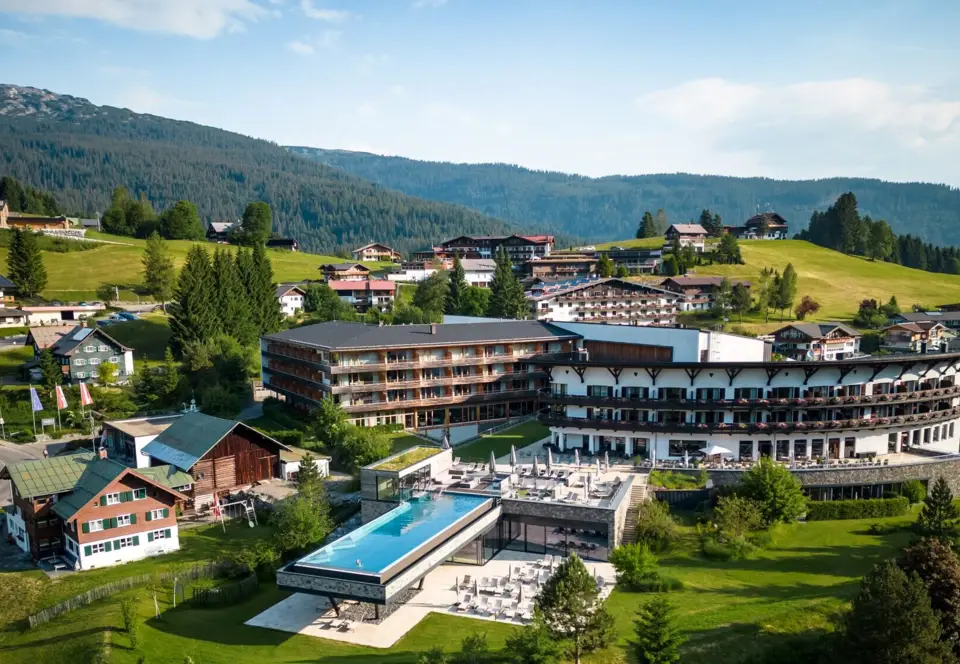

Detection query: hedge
xmin=805 ymin=496 xmax=910 ymax=521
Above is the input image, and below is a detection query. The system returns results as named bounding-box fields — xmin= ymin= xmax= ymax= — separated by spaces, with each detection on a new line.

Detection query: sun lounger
xmin=461 ymin=574 xmax=472 ymax=589
xmin=476 ymin=595 xmax=489 ymax=614
xmin=544 ymin=554 xmax=554 ymax=567
xmin=457 ymin=594 xmax=473 ymax=612
xmin=480 ymin=576 xmax=490 ymax=590
xmin=503 ymin=600 xmax=517 ymax=620
xmin=492 ymin=598 xmax=503 ymax=617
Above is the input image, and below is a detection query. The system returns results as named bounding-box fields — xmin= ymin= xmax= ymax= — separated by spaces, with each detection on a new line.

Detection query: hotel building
xmin=260 ymin=320 xmax=579 ymax=441
xmin=527 ymin=277 xmax=683 ymax=326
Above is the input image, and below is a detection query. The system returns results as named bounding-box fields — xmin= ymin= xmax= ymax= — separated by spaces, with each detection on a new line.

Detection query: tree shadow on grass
xmin=682 ymin=622 xmax=838 ymax=664
xmin=0 ymin=626 xmax=111 ymax=651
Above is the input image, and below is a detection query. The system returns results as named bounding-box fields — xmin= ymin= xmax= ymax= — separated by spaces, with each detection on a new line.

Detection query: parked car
xmin=97 ymin=319 xmax=116 ymax=327
xmin=117 ymin=312 xmax=139 ymax=321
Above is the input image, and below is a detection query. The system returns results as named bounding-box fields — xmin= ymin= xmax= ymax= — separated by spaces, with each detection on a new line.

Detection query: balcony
xmin=541 ymin=385 xmax=960 ymax=410
xmin=329 ymin=350 xmax=543 ymax=374
xmin=331 ymin=368 xmax=544 ymax=394
xmin=540 ymin=406 xmax=960 ymax=435
xmin=342 ymin=388 xmax=540 ymax=413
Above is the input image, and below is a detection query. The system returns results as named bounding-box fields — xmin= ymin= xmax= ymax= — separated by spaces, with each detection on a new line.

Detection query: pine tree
xmin=446 ymin=256 xmax=469 ymax=315
xmin=630 ymin=596 xmax=685 ymax=664
xmin=637 ymin=211 xmax=657 ymax=239
xmin=39 ymin=348 xmax=63 ymax=395
xmin=7 ymin=229 xmax=47 ymax=297
xmin=169 ymin=245 xmax=219 ymax=355
xmin=898 ymin=537 xmax=960 ymax=658
xmin=731 ymin=283 xmax=751 ymax=322
xmin=238 ymin=201 xmax=272 ymax=246
xmin=295 ymin=453 xmax=325 ymax=505
xmin=488 ymin=247 xmax=528 ymax=319
xmin=917 ymin=477 xmax=959 ymax=538
xmin=653 ymin=209 xmax=669 ymax=236
xmin=141 ymin=232 xmax=176 ymax=312
xmin=597 ymin=254 xmax=615 ymax=278
xmin=212 ymin=248 xmax=256 ymax=346
xmin=249 ymin=243 xmax=282 ymax=335
xmin=777 ymin=263 xmax=798 ymax=321
xmin=160 ymin=347 xmax=182 ymax=399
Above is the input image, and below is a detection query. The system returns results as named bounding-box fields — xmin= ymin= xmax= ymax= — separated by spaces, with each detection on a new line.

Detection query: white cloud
xmin=0 ymin=27 xmax=30 ymax=45
xmin=115 ymin=85 xmax=200 ymax=116
xmin=354 ymin=53 xmax=389 ymax=74
xmin=631 ymin=77 xmax=960 ymax=183
xmin=299 ymin=0 xmax=353 ymax=22
xmin=286 ymin=40 xmax=313 ymax=55
xmin=0 ymin=0 xmax=267 ymax=39
xmin=413 ymin=0 xmax=447 ymax=8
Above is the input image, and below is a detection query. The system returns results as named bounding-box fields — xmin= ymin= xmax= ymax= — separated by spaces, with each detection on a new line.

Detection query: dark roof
xmin=885 ymin=321 xmax=947 ymax=333
xmin=527 ymin=277 xmax=680 ymax=301
xmin=142 ymin=412 xmax=289 ymax=470
xmin=0 ymin=307 xmax=25 ymax=318
xmin=50 ymin=325 xmax=131 ymax=356
xmin=276 ymin=283 xmax=306 ymax=298
xmin=264 ymin=320 xmax=580 ymax=350
xmin=0 ymin=274 xmax=16 ymax=289
xmin=660 ymin=277 xmax=751 ymax=288
xmin=746 ymin=212 xmax=788 ymax=227
xmin=896 ymin=312 xmax=960 ymax=323
xmin=775 ymin=322 xmax=862 ymax=339
xmin=319 ymin=262 xmax=370 ymax=271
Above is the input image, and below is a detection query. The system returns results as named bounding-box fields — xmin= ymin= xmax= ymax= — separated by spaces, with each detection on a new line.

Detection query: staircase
xmin=621 ymin=477 xmax=649 ymax=544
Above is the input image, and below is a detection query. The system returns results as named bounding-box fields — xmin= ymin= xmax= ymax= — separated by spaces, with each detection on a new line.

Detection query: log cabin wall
xmin=193 ymin=428 xmax=280 ymax=492
xmin=584 ymin=340 xmax=673 ymax=363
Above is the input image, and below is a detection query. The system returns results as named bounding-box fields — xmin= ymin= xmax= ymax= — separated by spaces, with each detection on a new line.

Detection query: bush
xmin=806 ymin=497 xmax=909 ymax=521
xmin=737 ymin=456 xmax=807 ymax=524
xmin=648 ymin=470 xmax=704 ymax=489
xmin=701 ymin=534 xmax=757 ymax=561
xmin=867 ymin=522 xmax=902 ymax=535
xmin=634 ymin=499 xmax=680 ymax=552
xmin=268 ymin=429 xmax=304 ymax=446
xmin=902 ymin=480 xmax=927 ymax=504
xmin=713 ymin=495 xmax=764 ymax=540
xmin=628 ymin=575 xmax=685 ymax=592
xmin=609 ymin=542 xmax=659 ymax=590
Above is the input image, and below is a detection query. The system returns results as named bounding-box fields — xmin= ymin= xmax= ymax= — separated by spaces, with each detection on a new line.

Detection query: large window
xmin=668 ymin=440 xmax=705 ymax=457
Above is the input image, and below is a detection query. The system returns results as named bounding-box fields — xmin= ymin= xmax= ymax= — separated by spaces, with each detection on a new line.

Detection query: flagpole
xmin=29 ymin=384 xmax=36 ymax=435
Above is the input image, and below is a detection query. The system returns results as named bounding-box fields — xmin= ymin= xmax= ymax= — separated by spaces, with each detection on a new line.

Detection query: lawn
xmin=454 ymin=420 xmax=549 ymax=461
xmin=0 ymin=345 xmax=32 ymax=378
xmin=372 ymin=446 xmax=441 ymax=471
xmin=594 ymin=237 xmax=666 ymax=250
xmin=6 ymin=231 xmax=390 ymax=301
xmin=388 ymin=432 xmax=428 ymax=454
xmin=103 ymin=314 xmax=173 ymax=362
xmin=1 ymin=512 xmax=917 ymax=663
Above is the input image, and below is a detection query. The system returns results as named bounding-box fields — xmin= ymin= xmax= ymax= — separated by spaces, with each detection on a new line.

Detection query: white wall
xmin=5 ymin=509 xmax=29 ymax=554
xmin=75 ymin=527 xmax=180 ymax=570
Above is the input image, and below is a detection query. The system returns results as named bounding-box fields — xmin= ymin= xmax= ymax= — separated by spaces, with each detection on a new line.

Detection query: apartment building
xmin=327 ymin=280 xmax=396 ymax=312
xmin=439 ymin=234 xmax=555 ymax=267
xmin=260 ymin=320 xmax=579 ymax=438
xmin=664 ymin=224 xmax=708 ymax=252
xmin=603 ymin=248 xmax=662 ymax=274
xmin=352 ymin=243 xmax=402 ymax=262
xmin=526 ymin=277 xmax=683 ymax=326
xmin=526 ymin=254 xmax=597 ymax=279
xmin=659 ymin=276 xmax=751 ymax=312
xmin=771 ymin=322 xmax=862 ymax=361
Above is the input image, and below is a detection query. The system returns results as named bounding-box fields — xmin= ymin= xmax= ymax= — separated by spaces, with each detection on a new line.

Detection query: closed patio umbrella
xmin=510 ymin=445 xmax=518 ymax=467
xmin=533 ymin=455 xmax=540 ymax=477
xmin=596 ymin=458 xmax=602 ymax=475
xmin=547 ymin=448 xmax=553 ymax=472
xmin=442 ymin=433 xmax=451 ymax=450
xmin=518 ymin=582 xmax=523 ymax=604
xmin=604 ymin=450 xmax=610 ymax=471
xmin=474 ymin=578 xmax=479 ymax=595
xmin=490 ymin=450 xmax=498 ymax=478
xmin=574 ymin=448 xmax=580 ymax=467
xmin=683 ymin=450 xmax=689 ymax=467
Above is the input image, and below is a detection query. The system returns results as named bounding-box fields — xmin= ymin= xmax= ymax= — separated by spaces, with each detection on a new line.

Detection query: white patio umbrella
xmin=596 ymin=458 xmax=602 ymax=476
xmin=490 ymin=450 xmax=498 ymax=478
xmin=442 ymin=433 xmax=451 ymax=450
xmin=546 ymin=448 xmax=553 ymax=472
xmin=574 ymin=448 xmax=581 ymax=467
xmin=518 ymin=583 xmax=524 ymax=604
xmin=533 ymin=455 xmax=540 ymax=477
xmin=474 ymin=578 xmax=479 ymax=595
xmin=604 ymin=450 xmax=610 ymax=471
xmin=699 ymin=445 xmax=734 ymax=456
xmin=510 ymin=444 xmax=518 ymax=467
xmin=683 ymin=450 xmax=689 ymax=467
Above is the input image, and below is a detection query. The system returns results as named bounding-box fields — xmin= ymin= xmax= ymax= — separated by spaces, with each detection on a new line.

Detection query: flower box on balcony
xmin=776 ymin=423 xmax=788 ymax=429
xmin=736 ymin=423 xmax=748 ymax=430
xmin=756 ymin=423 xmax=769 ymax=430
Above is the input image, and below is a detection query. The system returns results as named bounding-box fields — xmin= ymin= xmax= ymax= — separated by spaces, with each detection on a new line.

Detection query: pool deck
xmin=247 ymin=550 xmax=614 ymax=648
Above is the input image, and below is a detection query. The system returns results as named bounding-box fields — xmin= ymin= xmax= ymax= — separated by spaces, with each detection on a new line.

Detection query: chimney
xmin=431 ymin=323 xmax=437 ymax=335
xmin=97 ymin=446 xmax=108 ymax=460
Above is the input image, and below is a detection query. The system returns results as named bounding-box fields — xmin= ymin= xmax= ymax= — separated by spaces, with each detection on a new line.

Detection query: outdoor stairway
xmin=621 ymin=478 xmax=649 ymax=544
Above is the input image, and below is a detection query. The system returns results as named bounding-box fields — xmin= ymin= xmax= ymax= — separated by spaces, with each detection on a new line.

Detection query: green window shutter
xmin=112 ymin=517 xmax=119 ymax=529
xmin=145 ymin=511 xmax=152 ymax=522
xmin=114 ymin=539 xmax=120 ymax=550
xmin=84 ymin=545 xmax=91 ymax=556
xmin=81 ymin=522 xmax=90 ymax=534
xmin=164 ymin=528 xmax=171 ymax=539
xmin=99 ymin=496 xmax=107 ymax=506
xmin=132 ymin=536 xmax=139 ymax=546
xmin=163 ymin=508 xmax=169 ymax=519
xmin=119 ymin=492 xmax=127 ymax=503
xmin=147 ymin=532 xmax=153 ymax=542
xmin=104 ymin=541 xmax=112 ymax=552
xmin=125 ymin=491 xmax=133 ymax=502
xmin=130 ymin=513 xmax=137 ymax=525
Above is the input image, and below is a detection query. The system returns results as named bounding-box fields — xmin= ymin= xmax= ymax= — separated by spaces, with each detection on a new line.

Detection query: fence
xmin=26 ymin=561 xmax=222 ymax=628
xmin=652 ymin=488 xmax=712 ymax=508
xmin=191 ymin=573 xmax=259 ymax=606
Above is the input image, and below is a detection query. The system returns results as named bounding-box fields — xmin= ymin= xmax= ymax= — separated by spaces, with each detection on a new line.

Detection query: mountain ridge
xmin=0 ymin=84 xmax=544 ymax=254
xmin=289 ymin=146 xmax=960 ymax=246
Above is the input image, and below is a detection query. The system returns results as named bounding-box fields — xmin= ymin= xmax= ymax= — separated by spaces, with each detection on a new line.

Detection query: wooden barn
xmin=141 ymin=412 xmax=290 ymax=509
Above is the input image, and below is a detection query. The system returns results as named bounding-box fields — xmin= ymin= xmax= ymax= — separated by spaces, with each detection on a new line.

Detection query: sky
xmin=1 ymin=0 xmax=960 ymax=186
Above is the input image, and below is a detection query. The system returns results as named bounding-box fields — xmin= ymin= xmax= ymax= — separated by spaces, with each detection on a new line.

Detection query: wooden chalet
xmin=319 ymin=262 xmax=372 ymax=281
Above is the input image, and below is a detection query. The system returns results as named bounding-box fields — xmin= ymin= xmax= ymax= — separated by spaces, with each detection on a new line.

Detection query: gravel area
xmin=339 ymin=587 xmax=422 ymax=625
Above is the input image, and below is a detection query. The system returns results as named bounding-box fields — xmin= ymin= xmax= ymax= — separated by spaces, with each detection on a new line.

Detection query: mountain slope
xmin=290 ymin=147 xmax=960 ymax=246
xmin=0 ymin=84 xmax=532 ymax=254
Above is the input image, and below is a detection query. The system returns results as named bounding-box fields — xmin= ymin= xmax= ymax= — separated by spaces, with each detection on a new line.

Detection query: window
xmin=90 ymin=542 xmax=106 ymax=554
xmin=38 ymin=539 xmax=50 ymax=550
xmin=148 ymin=529 xmax=171 ymax=541
xmin=75 ymin=372 xmax=87 ymax=379
xmin=90 ymin=371 xmax=99 ymax=378
xmin=87 ymin=519 xmax=104 ymax=532
xmin=89 ymin=357 xmax=101 ymax=365
xmin=105 ymin=493 xmax=120 ymax=506
xmin=116 ymin=514 xmax=132 ymax=527
xmin=133 ymin=488 xmax=146 ymax=500
xmin=109 ymin=356 xmax=120 ymax=364
xmin=98 ymin=345 xmax=110 ymax=352
xmin=73 ymin=358 xmax=87 ymax=366
xmin=114 ymin=536 xmax=136 ymax=549
xmin=149 ymin=508 xmax=166 ymax=520
xmin=83 ymin=345 xmax=96 ymax=353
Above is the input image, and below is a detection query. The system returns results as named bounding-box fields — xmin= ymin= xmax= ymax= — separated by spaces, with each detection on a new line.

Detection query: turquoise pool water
xmin=297 ymin=493 xmax=490 ymax=573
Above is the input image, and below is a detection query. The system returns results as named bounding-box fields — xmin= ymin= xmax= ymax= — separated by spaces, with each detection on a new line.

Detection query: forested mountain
xmin=291 ymin=147 xmax=960 ymax=246
xmin=0 ymin=84 xmax=535 ymax=254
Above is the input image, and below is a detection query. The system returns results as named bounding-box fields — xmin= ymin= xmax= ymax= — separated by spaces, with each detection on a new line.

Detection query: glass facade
xmin=448 ymin=515 xmax=611 ymax=564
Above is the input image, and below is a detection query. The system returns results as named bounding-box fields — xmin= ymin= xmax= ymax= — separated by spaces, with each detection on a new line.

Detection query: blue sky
xmin=2 ymin=0 xmax=959 ymax=185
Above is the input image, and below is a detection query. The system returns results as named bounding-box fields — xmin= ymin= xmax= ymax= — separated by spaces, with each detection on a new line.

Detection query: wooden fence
xmin=26 ymin=561 xmax=221 ymax=628
xmin=191 ymin=573 xmax=259 ymax=606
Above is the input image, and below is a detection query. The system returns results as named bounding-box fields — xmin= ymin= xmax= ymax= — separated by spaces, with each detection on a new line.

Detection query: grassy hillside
xmin=3 ymin=232 xmax=386 ymax=300
xmin=676 ymin=240 xmax=960 ymax=324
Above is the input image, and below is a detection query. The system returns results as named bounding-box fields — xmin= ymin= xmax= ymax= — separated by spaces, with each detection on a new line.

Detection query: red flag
xmin=212 ymin=493 xmax=222 ymax=519
xmin=55 ymin=385 xmax=68 ymax=411
xmin=79 ymin=382 xmax=94 ymax=407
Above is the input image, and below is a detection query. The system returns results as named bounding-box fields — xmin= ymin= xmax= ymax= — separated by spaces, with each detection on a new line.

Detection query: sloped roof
xmin=50 ymin=325 xmax=131 ymax=355
xmin=746 ymin=212 xmax=788 ymax=227
xmin=51 ymin=456 xmax=129 ymax=520
xmin=135 ymin=464 xmax=195 ymax=489
xmin=776 ymin=322 xmax=862 ymax=340
xmin=327 ymin=279 xmax=395 ymax=292
xmin=2 ymin=451 xmax=97 ymax=498
xmin=319 ymin=262 xmax=370 ymax=272
xmin=667 ymin=224 xmax=708 ymax=235
xmin=209 ymin=221 xmax=236 ymax=233
xmin=0 ymin=274 xmax=16 ymax=289
xmin=27 ymin=325 xmax=73 ymax=350
xmin=527 ymin=277 xmax=680 ymax=301
xmin=896 ymin=311 xmax=960 ymax=323
xmin=276 ymin=283 xmax=306 ymax=298
xmin=142 ymin=412 xmax=289 ymax=471
xmin=660 ymin=276 xmax=751 ymax=288
xmin=353 ymin=242 xmax=397 ymax=253
xmin=0 ymin=307 xmax=26 ymax=318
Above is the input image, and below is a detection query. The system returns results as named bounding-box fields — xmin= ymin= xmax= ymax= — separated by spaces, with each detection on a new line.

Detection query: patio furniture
xmin=492 ymin=598 xmax=504 ymax=617
xmin=461 ymin=574 xmax=472 ymax=589
xmin=503 ymin=600 xmax=517 ymax=620
xmin=476 ymin=595 xmax=489 ymax=614
xmin=457 ymin=594 xmax=473 ymax=612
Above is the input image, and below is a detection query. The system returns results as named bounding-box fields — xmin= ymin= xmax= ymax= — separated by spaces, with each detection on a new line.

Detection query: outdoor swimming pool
xmin=296 ymin=492 xmax=491 ymax=573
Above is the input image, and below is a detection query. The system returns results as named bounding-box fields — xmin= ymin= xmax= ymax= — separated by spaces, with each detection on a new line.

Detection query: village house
xmin=30 ymin=325 xmax=135 ymax=384
xmin=891 ymin=311 xmax=960 ymax=335
xmin=603 ymin=248 xmax=663 ymax=274
xmin=0 ymin=273 xmax=18 ymax=304
xmin=0 ymin=199 xmax=72 ymax=231
xmin=771 ymin=322 xmax=863 ymax=361
xmin=1 ymin=449 xmax=190 ymax=568
xmin=266 ymin=237 xmax=299 ymax=251
xmin=276 ymin=283 xmax=307 ymax=317
xmin=319 ymin=262 xmax=373 ymax=282
xmin=659 ymin=276 xmax=751 ymax=312
xmin=527 ymin=276 xmax=682 ymax=326
xmin=100 ymin=414 xmax=184 ymax=468
xmin=206 ymin=220 xmax=238 ymax=243
xmin=352 ymin=242 xmax=402 ymax=262
xmin=526 ymin=254 xmax=597 ymax=280
xmin=141 ymin=412 xmax=291 ymax=509
xmin=21 ymin=303 xmax=106 ymax=325
xmin=726 ymin=212 xmax=790 ymax=240
xmin=437 ymin=234 xmax=555 ymax=268
xmin=664 ymin=223 xmax=708 ymax=252
xmin=882 ymin=322 xmax=950 ymax=354
xmin=387 ymin=259 xmax=496 ymax=288
xmin=327 ymin=280 xmax=396 ymax=311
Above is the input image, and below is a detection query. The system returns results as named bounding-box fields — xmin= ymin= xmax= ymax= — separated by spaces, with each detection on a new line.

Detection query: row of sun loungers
xmin=454 ymin=594 xmax=535 ymax=621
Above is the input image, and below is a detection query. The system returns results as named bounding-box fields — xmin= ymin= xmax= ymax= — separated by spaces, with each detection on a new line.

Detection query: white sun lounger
xmin=491 ymin=598 xmax=504 ymax=617
xmin=457 ymin=593 xmax=473 ymax=612
xmin=476 ymin=595 xmax=490 ymax=614
xmin=503 ymin=600 xmax=517 ymax=620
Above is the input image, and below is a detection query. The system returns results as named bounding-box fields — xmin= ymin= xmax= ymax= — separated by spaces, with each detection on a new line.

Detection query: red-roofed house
xmin=328 ymin=280 xmax=396 ymax=311
xmin=882 ymin=322 xmax=950 ymax=354
xmin=665 ymin=224 xmax=708 ymax=252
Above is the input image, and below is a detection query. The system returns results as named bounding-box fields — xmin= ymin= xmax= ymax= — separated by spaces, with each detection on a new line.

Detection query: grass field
xmin=103 ymin=314 xmax=173 ymax=362
xmin=4 ymin=232 xmax=389 ymax=301
xmin=455 ymin=420 xmax=549 ymax=461
xmin=0 ymin=345 xmax=32 ymax=377
xmin=593 ymin=237 xmax=665 ymax=250
xmin=1 ymin=511 xmax=917 ymax=663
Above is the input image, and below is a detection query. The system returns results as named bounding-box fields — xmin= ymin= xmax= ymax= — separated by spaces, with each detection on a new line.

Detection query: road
xmin=0 ymin=440 xmax=43 ymax=508
xmin=0 ymin=335 xmax=25 ymax=349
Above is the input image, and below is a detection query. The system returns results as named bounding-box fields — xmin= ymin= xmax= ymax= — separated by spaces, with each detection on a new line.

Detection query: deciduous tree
xmin=731 ymin=283 xmax=752 ymax=322
xmin=237 ymin=201 xmax=272 ymax=246
xmin=737 ymin=456 xmax=806 ymax=524
xmin=597 ymin=253 xmax=615 ymax=278
xmin=160 ymin=200 xmax=205 ymax=240
xmin=794 ymin=295 xmax=820 ymax=320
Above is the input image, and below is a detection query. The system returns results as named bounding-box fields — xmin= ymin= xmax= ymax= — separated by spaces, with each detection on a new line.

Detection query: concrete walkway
xmin=246 ymin=550 xmax=614 ymax=648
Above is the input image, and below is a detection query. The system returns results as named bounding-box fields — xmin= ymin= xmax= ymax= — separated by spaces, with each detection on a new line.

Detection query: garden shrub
xmin=806 ymin=496 xmax=909 ymax=521
xmin=648 ymin=470 xmax=704 ymax=489
xmin=634 ymin=499 xmax=680 ymax=551
xmin=269 ymin=429 xmax=304 ymax=446
xmin=629 ymin=575 xmax=685 ymax=592
xmin=902 ymin=480 xmax=927 ymax=504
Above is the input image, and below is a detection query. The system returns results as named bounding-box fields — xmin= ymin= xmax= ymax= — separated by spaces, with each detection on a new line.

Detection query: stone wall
xmin=671 ymin=457 xmax=960 ymax=494
xmin=361 ymin=499 xmax=398 ymax=523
